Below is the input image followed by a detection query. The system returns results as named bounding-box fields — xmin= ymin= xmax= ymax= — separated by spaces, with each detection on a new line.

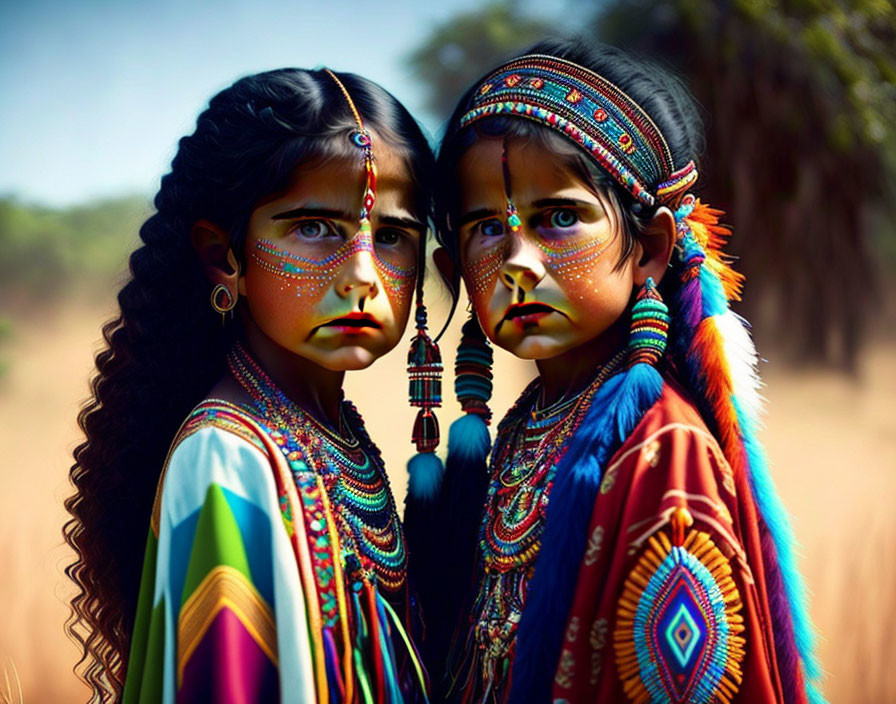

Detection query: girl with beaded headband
xmin=405 ymin=40 xmax=824 ymax=704
xmin=65 ymin=67 xmax=440 ymax=703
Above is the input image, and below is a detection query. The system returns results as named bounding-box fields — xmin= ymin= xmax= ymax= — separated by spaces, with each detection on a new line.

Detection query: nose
xmin=499 ymin=234 xmax=545 ymax=302
xmin=334 ymin=241 xmax=379 ymax=309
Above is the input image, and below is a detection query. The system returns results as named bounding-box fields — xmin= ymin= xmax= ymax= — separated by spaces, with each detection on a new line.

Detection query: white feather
xmin=713 ymin=310 xmax=765 ymax=429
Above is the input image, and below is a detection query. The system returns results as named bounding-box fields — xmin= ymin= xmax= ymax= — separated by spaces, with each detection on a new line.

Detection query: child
xmin=65 ymin=68 xmax=438 ymax=703
xmin=408 ymin=40 xmax=823 ymax=704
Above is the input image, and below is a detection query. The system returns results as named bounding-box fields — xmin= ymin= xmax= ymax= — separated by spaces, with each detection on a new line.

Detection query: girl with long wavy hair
xmin=65 ymin=67 xmax=436 ymax=703
xmin=406 ymin=39 xmax=824 ymax=703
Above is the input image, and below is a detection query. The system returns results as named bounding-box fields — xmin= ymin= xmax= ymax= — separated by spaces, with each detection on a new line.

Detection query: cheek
xmin=462 ymin=241 xmax=507 ymax=310
xmin=249 ymin=237 xmax=338 ymax=302
xmin=244 ymin=241 xmax=329 ymax=339
xmin=541 ymin=233 xmax=614 ymax=291
xmin=373 ymin=256 xmax=416 ymax=315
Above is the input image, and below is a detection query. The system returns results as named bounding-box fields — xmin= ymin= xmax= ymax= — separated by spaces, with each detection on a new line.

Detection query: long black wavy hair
xmin=64 ymin=67 xmax=434 ymax=701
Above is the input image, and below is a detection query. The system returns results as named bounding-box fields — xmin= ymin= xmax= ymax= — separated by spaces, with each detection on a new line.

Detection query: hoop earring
xmin=210 ymin=283 xmax=236 ymax=325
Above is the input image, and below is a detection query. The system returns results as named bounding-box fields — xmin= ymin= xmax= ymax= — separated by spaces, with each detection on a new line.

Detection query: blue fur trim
xmin=732 ymin=396 xmax=826 ymax=704
xmin=407 ymin=452 xmax=445 ymax=501
xmin=509 ymin=365 xmax=663 ymax=704
xmin=447 ymin=413 xmax=491 ymax=466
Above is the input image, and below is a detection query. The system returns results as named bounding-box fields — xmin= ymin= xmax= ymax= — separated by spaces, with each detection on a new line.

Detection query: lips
xmin=502 ymin=302 xmax=560 ymax=322
xmin=319 ymin=312 xmax=383 ymax=331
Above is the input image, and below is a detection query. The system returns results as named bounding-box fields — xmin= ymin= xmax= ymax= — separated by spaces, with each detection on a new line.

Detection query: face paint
xmin=458 ymin=137 xmax=637 ymax=361
xmin=466 ymin=238 xmax=509 ymax=296
xmin=251 ymin=230 xmax=416 ymax=307
xmin=536 ymin=230 xmax=613 ymax=279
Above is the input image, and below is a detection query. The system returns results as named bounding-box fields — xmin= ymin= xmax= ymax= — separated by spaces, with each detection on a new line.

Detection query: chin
xmin=315 ymin=346 xmax=381 ymax=372
xmin=500 ymin=334 xmax=572 ymax=360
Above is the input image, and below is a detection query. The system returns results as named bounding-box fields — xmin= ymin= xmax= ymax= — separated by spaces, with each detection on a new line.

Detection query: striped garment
xmin=123 ymin=401 xmax=426 ymax=704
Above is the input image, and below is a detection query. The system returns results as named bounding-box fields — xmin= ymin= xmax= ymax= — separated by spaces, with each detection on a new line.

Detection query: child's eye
xmin=548 ymin=209 xmax=579 ymax=229
xmin=375 ymin=229 xmax=403 ymax=246
xmin=296 ymin=220 xmax=337 ymax=239
xmin=478 ymin=218 xmax=505 ymax=238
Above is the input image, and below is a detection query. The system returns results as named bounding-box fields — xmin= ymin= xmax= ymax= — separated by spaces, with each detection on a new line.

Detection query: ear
xmin=632 ymin=206 xmax=676 ymax=287
xmin=191 ymin=219 xmax=241 ymax=295
xmin=432 ymin=246 xmax=460 ymax=299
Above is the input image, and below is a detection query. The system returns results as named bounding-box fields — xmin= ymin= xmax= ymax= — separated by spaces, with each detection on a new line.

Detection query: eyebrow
xmin=271 ymin=206 xmax=425 ymax=235
xmin=457 ymin=207 xmax=501 ymax=229
xmin=270 ymin=206 xmax=351 ymax=221
xmin=380 ymin=214 xmax=427 ymax=235
xmin=531 ymin=197 xmax=594 ymax=210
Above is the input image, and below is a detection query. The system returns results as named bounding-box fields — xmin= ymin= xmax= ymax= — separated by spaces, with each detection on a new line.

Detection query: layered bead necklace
xmin=468 ymin=351 xmax=626 ymax=699
xmin=227 ymin=342 xmax=408 ymax=595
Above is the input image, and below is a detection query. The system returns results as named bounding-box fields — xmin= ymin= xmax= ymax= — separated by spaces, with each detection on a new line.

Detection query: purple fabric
xmin=178 ymin=607 xmax=279 ymax=704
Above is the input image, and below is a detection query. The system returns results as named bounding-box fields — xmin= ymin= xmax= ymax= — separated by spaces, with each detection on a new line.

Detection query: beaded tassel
xmin=407 ymin=298 xmax=442 ymax=453
xmin=627 ymin=276 xmax=669 ymax=368
xmin=454 ymin=316 xmax=493 ymax=425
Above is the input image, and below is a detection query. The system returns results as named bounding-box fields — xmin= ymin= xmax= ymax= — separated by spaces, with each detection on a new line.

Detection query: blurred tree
xmin=593 ymin=0 xmax=896 ymax=368
xmin=406 ymin=0 xmax=556 ymax=119
xmin=408 ymin=0 xmax=896 ymax=368
xmin=0 ymin=195 xmax=149 ymax=305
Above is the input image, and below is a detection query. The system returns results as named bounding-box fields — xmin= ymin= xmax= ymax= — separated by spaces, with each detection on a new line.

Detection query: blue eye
xmin=479 ymin=218 xmax=505 ymax=238
xmin=296 ymin=220 xmax=334 ymax=239
xmin=549 ymin=210 xmax=578 ymax=229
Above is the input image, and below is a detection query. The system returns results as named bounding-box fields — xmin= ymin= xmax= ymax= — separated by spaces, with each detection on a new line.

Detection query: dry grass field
xmin=0 ymin=296 xmax=893 ymax=703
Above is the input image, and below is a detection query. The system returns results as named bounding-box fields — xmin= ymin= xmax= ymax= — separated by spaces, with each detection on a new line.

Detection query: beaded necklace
xmin=467 ymin=351 xmax=625 ymax=699
xmin=226 ymin=343 xmax=408 ymax=596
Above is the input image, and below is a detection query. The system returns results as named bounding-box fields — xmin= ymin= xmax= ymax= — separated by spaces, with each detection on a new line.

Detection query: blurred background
xmin=1 ymin=0 xmax=894 ymax=701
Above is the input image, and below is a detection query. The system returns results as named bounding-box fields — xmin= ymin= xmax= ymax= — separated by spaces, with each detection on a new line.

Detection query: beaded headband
xmin=459 ymin=54 xmax=697 ymax=207
xmin=325 ymin=69 xmax=378 ymax=235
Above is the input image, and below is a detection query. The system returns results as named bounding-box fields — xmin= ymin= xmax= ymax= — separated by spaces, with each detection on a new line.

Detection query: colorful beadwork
xmin=454 ymin=316 xmax=494 ymax=424
xmin=627 ymin=277 xmax=669 ymax=369
xmin=614 ymin=508 xmax=745 ymax=704
xmin=407 ymin=301 xmax=443 ymax=453
xmin=227 ymin=344 xmax=408 ymax=598
xmin=460 ymin=352 xmax=626 ymax=699
xmin=460 ymin=55 xmax=676 ymax=206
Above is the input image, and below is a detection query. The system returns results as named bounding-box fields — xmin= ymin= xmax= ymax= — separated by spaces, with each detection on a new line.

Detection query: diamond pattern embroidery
xmin=614 ymin=525 xmax=745 ymax=704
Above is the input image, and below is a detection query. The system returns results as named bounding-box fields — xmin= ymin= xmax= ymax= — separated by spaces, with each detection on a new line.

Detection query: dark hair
xmin=64 ymin=67 xmax=434 ymax=701
xmin=435 ymin=38 xmax=704 ymax=283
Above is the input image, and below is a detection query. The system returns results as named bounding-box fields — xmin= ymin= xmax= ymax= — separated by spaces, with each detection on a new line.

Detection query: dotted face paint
xmin=465 ymin=238 xmax=510 ymax=297
xmin=251 ymin=229 xmax=417 ymax=309
xmin=536 ymin=233 xmax=613 ymax=279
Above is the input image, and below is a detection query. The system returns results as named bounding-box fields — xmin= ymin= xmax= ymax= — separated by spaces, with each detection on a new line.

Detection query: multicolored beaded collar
xmin=459 ymin=54 xmax=697 ymax=207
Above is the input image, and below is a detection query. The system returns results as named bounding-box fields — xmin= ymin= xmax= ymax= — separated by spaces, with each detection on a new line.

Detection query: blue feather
xmin=509 ymin=365 xmax=663 ymax=703
xmin=699 ymin=265 xmax=728 ymax=318
xmin=447 ymin=413 xmax=492 ymax=466
xmin=732 ymin=397 xmax=826 ymax=703
xmin=407 ymin=452 xmax=445 ymax=501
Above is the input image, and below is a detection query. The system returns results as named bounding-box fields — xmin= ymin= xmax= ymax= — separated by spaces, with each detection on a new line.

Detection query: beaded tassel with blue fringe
xmin=508 ymin=278 xmax=669 ymax=704
xmin=407 ymin=295 xmax=444 ymax=500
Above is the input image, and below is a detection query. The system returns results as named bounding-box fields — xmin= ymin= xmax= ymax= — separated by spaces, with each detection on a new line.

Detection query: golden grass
xmin=0 ymin=296 xmax=893 ymax=702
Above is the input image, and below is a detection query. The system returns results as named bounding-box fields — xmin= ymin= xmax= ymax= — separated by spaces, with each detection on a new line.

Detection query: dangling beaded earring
xmin=406 ymin=267 xmax=444 ymax=498
xmin=627 ymin=276 xmax=669 ymax=368
xmin=210 ymin=283 xmax=236 ymax=325
xmin=446 ymin=312 xmax=493 ymax=465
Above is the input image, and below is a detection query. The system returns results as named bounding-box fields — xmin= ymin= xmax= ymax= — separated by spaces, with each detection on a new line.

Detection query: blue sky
xmin=0 ymin=0 xmax=559 ymax=206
